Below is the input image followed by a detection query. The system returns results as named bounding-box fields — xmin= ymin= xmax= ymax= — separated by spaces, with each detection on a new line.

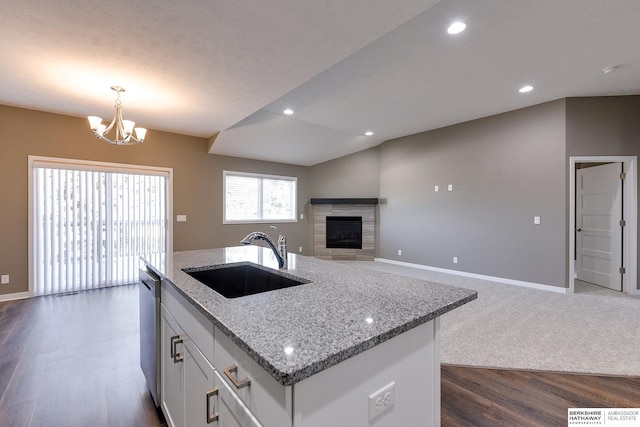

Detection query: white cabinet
xmin=183 ymin=336 xmax=218 ymax=426
xmin=184 ymin=341 xmax=241 ymax=427
xmin=215 ymin=329 xmax=292 ymax=427
xmin=161 ymin=282 xmax=264 ymax=427
xmin=214 ymin=320 xmax=439 ymax=427
xmin=214 ymin=369 xmax=263 ymax=427
xmin=161 ymin=305 xmax=184 ymax=427
xmin=161 ymin=280 xmax=441 ymax=427
xmin=292 ymin=319 xmax=440 ymax=427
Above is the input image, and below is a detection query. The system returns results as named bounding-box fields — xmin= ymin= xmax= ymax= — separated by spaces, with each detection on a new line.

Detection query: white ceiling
xmin=2 ymin=0 xmax=639 ymax=166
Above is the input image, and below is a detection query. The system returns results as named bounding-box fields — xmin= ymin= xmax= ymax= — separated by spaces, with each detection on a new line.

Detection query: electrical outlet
xmin=534 ymin=216 xmax=541 ymax=225
xmin=176 ymin=215 xmax=187 ymax=222
xmin=368 ymin=381 xmax=395 ymax=421
xmin=434 ymin=185 xmax=439 ymax=192
xmin=398 ymin=249 xmax=402 ymax=256
xmin=1 ymin=275 xmax=9 ymax=285
xmin=453 ymin=257 xmax=458 ymax=264
xmin=448 ymin=184 xmax=453 ymax=191
xmin=300 ymin=213 xmax=304 ymax=220
xmin=298 ymin=246 xmax=303 ymax=253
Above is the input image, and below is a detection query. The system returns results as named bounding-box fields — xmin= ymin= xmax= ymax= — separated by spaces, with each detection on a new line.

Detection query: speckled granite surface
xmin=143 ymin=246 xmax=476 ymax=386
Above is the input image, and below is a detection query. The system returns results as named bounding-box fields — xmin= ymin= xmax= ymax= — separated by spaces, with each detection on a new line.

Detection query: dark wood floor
xmin=0 ymin=285 xmax=165 ymax=427
xmin=442 ymin=365 xmax=640 ymax=427
xmin=1 ymin=285 xmax=639 ymax=426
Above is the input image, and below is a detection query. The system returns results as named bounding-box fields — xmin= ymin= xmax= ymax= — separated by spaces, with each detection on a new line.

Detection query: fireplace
xmin=311 ymin=199 xmax=377 ymax=261
xmin=326 ymin=216 xmax=362 ymax=249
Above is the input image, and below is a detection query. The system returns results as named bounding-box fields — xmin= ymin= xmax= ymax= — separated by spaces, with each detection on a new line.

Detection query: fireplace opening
xmin=326 ymin=216 xmax=362 ymax=249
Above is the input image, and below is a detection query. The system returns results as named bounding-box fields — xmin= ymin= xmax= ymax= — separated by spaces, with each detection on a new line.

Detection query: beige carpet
xmin=340 ymin=261 xmax=640 ymax=377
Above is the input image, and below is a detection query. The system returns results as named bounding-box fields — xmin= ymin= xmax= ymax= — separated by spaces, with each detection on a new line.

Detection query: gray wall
xmin=566 ymin=96 xmax=640 ymax=290
xmin=309 ymin=147 xmax=381 ymax=253
xmin=378 ymin=100 xmax=567 ymax=288
xmin=566 ymin=96 xmax=640 ymax=156
xmin=307 ymin=96 xmax=640 ymax=290
xmin=6 ymin=96 xmax=639 ymax=296
xmin=309 ymin=146 xmax=380 ymax=198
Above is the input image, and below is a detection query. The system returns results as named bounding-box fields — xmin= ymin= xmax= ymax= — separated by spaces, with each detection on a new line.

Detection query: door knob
xmin=576 ymin=228 xmax=582 ymax=232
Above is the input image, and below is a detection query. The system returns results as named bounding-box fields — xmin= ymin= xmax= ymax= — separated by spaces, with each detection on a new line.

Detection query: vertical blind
xmin=33 ymin=164 xmax=168 ymax=296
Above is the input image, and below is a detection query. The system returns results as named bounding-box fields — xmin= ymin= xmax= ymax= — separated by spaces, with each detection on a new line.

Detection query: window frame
xmin=223 ymin=170 xmax=298 ymax=224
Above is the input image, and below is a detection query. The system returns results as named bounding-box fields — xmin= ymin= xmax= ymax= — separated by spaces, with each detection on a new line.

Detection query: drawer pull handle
xmin=223 ymin=364 xmax=251 ymax=389
xmin=170 ymin=335 xmax=183 ymax=363
xmin=206 ymin=387 xmax=219 ymax=424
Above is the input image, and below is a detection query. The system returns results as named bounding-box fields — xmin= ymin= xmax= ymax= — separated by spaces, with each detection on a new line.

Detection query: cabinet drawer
xmin=214 ymin=327 xmax=292 ymax=427
xmin=214 ymin=369 xmax=263 ymax=427
xmin=161 ymin=281 xmax=214 ymax=362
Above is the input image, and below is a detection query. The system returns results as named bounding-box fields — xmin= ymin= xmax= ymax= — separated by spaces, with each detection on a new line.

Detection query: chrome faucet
xmin=241 ymin=226 xmax=288 ymax=269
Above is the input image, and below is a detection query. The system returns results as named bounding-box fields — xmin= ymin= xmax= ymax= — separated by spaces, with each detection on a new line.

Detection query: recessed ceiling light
xmin=283 ymin=108 xmax=294 ymax=115
xmin=519 ymin=85 xmax=534 ymax=93
xmin=365 ymin=131 xmax=374 ymax=136
xmin=447 ymin=22 xmax=466 ymax=35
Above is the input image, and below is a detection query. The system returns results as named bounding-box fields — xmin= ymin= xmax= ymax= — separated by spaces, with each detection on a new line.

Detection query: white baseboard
xmin=375 ymin=258 xmax=568 ymax=294
xmin=0 ymin=291 xmax=30 ymax=302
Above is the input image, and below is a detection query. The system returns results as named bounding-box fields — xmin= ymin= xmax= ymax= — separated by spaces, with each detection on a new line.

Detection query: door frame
xmin=569 ymin=156 xmax=638 ymax=294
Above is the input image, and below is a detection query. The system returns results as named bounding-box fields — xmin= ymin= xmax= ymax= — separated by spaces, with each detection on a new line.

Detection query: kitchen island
xmin=144 ymin=246 xmax=476 ymax=427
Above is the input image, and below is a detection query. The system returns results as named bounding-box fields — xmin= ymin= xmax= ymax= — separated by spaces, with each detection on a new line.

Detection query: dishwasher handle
xmin=139 ymin=267 xmax=161 ymax=297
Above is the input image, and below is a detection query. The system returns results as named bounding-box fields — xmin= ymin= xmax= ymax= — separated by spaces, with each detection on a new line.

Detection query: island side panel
xmin=292 ymin=319 xmax=440 ymax=427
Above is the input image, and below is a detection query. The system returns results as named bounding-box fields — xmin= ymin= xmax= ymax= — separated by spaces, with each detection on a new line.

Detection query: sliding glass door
xmin=30 ymin=157 xmax=171 ymax=296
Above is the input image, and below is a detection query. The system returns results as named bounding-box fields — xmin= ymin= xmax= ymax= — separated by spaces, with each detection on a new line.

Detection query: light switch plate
xmin=534 ymin=216 xmax=541 ymax=225
xmin=448 ymin=184 xmax=453 ymax=191
xmin=434 ymin=185 xmax=439 ymax=192
xmin=1 ymin=275 xmax=9 ymax=285
xmin=176 ymin=215 xmax=187 ymax=222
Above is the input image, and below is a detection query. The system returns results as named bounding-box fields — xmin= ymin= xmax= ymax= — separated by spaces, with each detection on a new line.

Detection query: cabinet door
xmin=184 ymin=340 xmax=217 ymax=427
xmin=215 ymin=370 xmax=263 ymax=427
xmin=184 ymin=339 xmax=263 ymax=427
xmin=161 ymin=305 xmax=185 ymax=427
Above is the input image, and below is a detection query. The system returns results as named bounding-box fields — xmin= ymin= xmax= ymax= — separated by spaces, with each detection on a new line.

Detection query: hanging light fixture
xmin=88 ymin=86 xmax=147 ymax=145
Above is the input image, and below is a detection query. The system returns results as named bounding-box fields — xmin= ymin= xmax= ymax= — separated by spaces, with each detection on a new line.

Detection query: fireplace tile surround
xmin=312 ymin=200 xmax=376 ymax=261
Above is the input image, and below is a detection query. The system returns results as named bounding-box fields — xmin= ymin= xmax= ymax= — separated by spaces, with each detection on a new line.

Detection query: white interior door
xmin=576 ymin=162 xmax=623 ymax=291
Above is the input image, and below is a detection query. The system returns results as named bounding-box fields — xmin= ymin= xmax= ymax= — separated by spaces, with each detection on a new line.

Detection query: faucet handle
xmin=270 ymin=225 xmax=286 ymax=243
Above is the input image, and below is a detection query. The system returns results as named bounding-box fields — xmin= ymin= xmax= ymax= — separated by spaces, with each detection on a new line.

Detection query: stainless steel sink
xmin=182 ymin=263 xmax=311 ymax=298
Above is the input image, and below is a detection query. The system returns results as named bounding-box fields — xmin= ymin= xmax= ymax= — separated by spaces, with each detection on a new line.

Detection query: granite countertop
xmin=143 ymin=246 xmax=477 ymax=386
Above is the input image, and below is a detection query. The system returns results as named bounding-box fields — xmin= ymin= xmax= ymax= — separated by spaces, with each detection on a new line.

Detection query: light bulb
xmin=447 ymin=22 xmax=466 ymax=35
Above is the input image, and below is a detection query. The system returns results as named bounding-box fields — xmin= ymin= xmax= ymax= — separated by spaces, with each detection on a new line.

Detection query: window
xmin=224 ymin=171 xmax=297 ymax=223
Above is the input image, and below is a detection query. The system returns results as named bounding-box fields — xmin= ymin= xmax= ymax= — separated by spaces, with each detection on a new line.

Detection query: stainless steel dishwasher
xmin=139 ymin=267 xmax=161 ymax=407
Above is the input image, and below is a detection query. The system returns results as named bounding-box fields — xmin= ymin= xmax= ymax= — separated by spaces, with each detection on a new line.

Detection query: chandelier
xmin=87 ymin=86 xmax=147 ymax=145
